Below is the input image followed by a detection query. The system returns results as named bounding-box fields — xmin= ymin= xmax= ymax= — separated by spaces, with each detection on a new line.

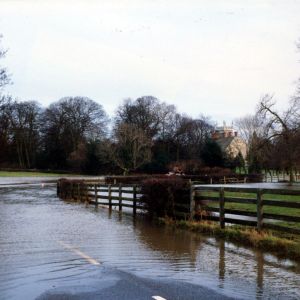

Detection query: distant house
xmin=212 ymin=123 xmax=247 ymax=159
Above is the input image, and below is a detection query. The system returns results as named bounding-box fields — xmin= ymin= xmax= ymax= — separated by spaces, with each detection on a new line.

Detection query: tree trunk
xmin=289 ymin=166 xmax=295 ymax=185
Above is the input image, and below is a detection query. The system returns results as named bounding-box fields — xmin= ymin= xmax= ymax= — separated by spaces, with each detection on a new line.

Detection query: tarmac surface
xmin=37 ymin=267 xmax=236 ymax=300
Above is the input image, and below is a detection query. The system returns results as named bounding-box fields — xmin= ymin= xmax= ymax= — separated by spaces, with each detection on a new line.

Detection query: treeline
xmin=0 ymin=95 xmax=242 ymax=174
xmin=0 ymin=34 xmax=244 ymax=175
xmin=2 ymin=34 xmax=300 ymax=179
xmin=2 ymin=93 xmax=298 ymax=178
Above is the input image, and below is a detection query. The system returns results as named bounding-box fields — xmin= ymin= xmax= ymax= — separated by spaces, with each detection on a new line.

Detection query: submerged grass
xmin=159 ymin=218 xmax=300 ymax=261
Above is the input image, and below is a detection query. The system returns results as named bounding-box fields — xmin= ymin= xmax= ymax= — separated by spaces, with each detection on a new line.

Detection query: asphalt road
xmin=36 ymin=266 xmax=236 ymax=300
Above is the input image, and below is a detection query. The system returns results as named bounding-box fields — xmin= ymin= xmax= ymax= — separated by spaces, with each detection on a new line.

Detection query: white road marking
xmin=58 ymin=241 xmax=101 ymax=265
xmin=152 ymin=296 xmax=167 ymax=300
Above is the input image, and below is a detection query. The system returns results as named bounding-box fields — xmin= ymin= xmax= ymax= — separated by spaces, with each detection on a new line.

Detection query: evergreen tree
xmin=200 ymin=139 xmax=224 ymax=167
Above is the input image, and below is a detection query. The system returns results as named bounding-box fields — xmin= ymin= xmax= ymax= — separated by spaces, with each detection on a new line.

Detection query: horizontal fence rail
xmin=263 ymin=171 xmax=300 ymax=183
xmin=57 ymin=179 xmax=143 ymax=215
xmin=192 ymin=185 xmax=300 ymax=235
xmin=105 ymin=174 xmax=261 ymax=185
xmin=57 ymin=179 xmax=192 ymax=218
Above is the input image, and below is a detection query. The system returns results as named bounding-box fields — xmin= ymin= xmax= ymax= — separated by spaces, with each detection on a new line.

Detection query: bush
xmin=167 ymin=159 xmax=203 ymax=175
xmin=105 ymin=174 xmax=170 ymax=184
xmin=57 ymin=178 xmax=88 ymax=200
xmin=140 ymin=177 xmax=190 ymax=218
xmin=198 ymin=166 xmax=232 ymax=176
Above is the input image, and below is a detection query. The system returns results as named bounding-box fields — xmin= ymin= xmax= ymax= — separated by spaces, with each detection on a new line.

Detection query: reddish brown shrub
xmin=140 ymin=177 xmax=190 ymax=218
xmin=167 ymin=159 xmax=204 ymax=175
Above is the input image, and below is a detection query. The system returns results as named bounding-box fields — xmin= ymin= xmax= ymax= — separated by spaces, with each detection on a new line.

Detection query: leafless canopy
xmin=111 ymin=123 xmax=152 ymax=174
xmin=0 ymin=35 xmax=10 ymax=90
xmin=255 ymin=94 xmax=300 ymax=181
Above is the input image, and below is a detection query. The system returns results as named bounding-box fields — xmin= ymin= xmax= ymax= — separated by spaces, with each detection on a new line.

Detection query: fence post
xmin=62 ymin=182 xmax=64 ymax=198
xmin=84 ymin=183 xmax=88 ymax=202
xmin=85 ymin=184 xmax=89 ymax=205
xmin=108 ymin=184 xmax=112 ymax=208
xmin=79 ymin=183 xmax=83 ymax=202
xmin=270 ymin=172 xmax=273 ymax=183
xmin=219 ymin=188 xmax=225 ymax=229
xmin=190 ymin=184 xmax=195 ymax=219
xmin=257 ymin=189 xmax=263 ymax=232
xmin=65 ymin=183 xmax=68 ymax=199
xmin=57 ymin=181 xmax=60 ymax=197
xmin=119 ymin=183 xmax=122 ymax=211
xmin=94 ymin=184 xmax=98 ymax=208
xmin=76 ymin=183 xmax=80 ymax=202
xmin=133 ymin=184 xmax=137 ymax=216
xmin=70 ymin=182 xmax=73 ymax=200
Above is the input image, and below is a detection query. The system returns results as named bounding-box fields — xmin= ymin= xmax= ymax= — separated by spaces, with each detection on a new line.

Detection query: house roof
xmin=215 ymin=137 xmax=235 ymax=151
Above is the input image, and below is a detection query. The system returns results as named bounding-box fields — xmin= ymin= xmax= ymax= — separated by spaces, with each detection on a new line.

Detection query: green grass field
xmin=199 ymin=190 xmax=300 ymax=229
xmin=0 ymin=171 xmax=71 ymax=177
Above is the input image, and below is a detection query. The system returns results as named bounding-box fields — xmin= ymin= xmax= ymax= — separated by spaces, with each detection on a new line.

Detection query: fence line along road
xmin=57 ymin=179 xmax=143 ymax=216
xmin=192 ymin=185 xmax=300 ymax=235
xmin=57 ymin=179 xmax=300 ymax=235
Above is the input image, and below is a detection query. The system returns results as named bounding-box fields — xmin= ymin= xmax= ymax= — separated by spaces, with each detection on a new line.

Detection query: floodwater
xmin=0 ymin=176 xmax=103 ymax=187
xmin=0 ymin=179 xmax=299 ymax=299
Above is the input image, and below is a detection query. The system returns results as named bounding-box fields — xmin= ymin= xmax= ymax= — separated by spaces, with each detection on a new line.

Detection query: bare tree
xmin=0 ymin=99 xmax=42 ymax=168
xmin=41 ymin=96 xmax=108 ymax=168
xmin=165 ymin=113 xmax=212 ymax=160
xmin=111 ymin=123 xmax=152 ymax=175
xmin=157 ymin=102 xmax=177 ymax=141
xmin=256 ymin=94 xmax=300 ymax=182
xmin=7 ymin=101 xmax=41 ymax=168
xmin=182 ymin=115 xmax=213 ymax=158
xmin=0 ymin=95 xmax=13 ymax=164
xmin=0 ymin=35 xmax=10 ymax=91
xmin=234 ymin=114 xmax=265 ymax=146
xmin=115 ymin=96 xmax=163 ymax=138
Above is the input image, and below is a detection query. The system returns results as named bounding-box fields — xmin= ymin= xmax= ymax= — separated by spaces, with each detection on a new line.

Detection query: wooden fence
xmin=263 ymin=171 xmax=300 ymax=183
xmin=105 ymin=174 xmax=259 ymax=185
xmin=88 ymin=183 xmax=143 ymax=215
xmin=191 ymin=186 xmax=300 ymax=235
xmin=57 ymin=179 xmax=143 ymax=215
xmin=57 ymin=179 xmax=300 ymax=235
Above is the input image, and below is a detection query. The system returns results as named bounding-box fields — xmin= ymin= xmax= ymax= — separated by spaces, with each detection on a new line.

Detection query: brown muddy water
xmin=0 ymin=179 xmax=299 ymax=299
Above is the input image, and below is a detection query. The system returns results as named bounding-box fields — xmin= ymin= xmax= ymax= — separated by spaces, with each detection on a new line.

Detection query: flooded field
xmin=0 ymin=178 xmax=299 ymax=299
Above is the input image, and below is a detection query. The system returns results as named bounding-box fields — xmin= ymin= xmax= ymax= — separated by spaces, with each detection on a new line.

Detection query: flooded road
xmin=0 ymin=180 xmax=299 ymax=299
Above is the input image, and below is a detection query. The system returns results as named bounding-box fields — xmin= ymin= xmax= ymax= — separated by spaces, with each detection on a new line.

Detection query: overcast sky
xmin=0 ymin=0 xmax=299 ymax=124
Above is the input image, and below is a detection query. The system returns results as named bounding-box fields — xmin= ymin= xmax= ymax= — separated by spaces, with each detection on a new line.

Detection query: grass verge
xmin=0 ymin=171 xmax=72 ymax=177
xmin=159 ymin=218 xmax=300 ymax=261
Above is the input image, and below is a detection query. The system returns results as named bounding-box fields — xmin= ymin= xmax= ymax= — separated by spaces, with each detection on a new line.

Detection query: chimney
xmin=234 ymin=131 xmax=238 ymax=137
